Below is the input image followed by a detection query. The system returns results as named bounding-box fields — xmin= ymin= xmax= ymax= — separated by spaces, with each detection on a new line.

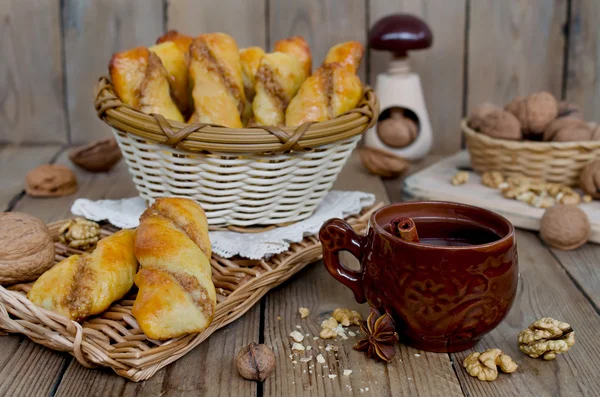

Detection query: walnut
xmin=299 ymin=307 xmax=310 ymax=319
xmin=25 ymin=164 xmax=78 ymax=197
xmin=332 ymin=308 xmax=362 ymax=326
xmin=580 ymin=159 xmax=600 ymax=199
xmin=377 ymin=109 xmax=418 ymax=148
xmin=58 ymin=217 xmax=101 ymax=250
xmin=320 ymin=317 xmax=339 ymax=339
xmin=463 ymin=348 xmax=518 ymax=381
xmin=468 ymin=103 xmax=522 ymax=140
xmin=289 ymin=330 xmax=304 ymax=343
xmin=481 ymin=171 xmax=505 ymax=188
xmin=237 ymin=342 xmax=275 ymax=381
xmin=451 ymin=171 xmax=469 ymax=186
xmin=543 ymin=117 xmax=591 ymax=142
xmin=556 ymin=191 xmax=581 ymax=205
xmin=506 ymin=92 xmax=559 ymax=136
xmin=359 ymin=147 xmax=410 ymax=179
xmin=557 ymin=101 xmax=583 ymax=119
xmin=69 ymin=138 xmax=122 ymax=172
xmin=518 ymin=317 xmax=575 ymax=360
xmin=540 ymin=204 xmax=590 ymax=250
xmin=0 ymin=212 xmax=55 ymax=284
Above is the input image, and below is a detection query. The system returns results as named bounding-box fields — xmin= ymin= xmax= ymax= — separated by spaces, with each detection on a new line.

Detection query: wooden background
xmin=1 ymin=0 xmax=598 ymax=154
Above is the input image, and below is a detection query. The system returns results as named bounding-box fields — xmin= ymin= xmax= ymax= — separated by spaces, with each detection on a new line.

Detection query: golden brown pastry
xmin=274 ymin=36 xmax=312 ymax=77
xmin=188 ymin=33 xmax=246 ymax=128
xmin=132 ymin=198 xmax=216 ymax=340
xmin=323 ymin=41 xmax=364 ymax=74
xmin=139 ymin=52 xmax=185 ymax=122
xmin=285 ymin=63 xmax=363 ymax=126
xmin=252 ymin=52 xmax=307 ymax=126
xmin=28 ymin=230 xmax=137 ymax=322
xmin=109 ymin=46 xmax=150 ymax=107
xmin=239 ymin=46 xmax=266 ymax=123
xmin=110 ymin=47 xmax=184 ymax=121
xmin=151 ymin=30 xmax=193 ymax=114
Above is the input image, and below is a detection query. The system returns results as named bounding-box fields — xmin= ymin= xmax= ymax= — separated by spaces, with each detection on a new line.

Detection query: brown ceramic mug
xmin=319 ymin=201 xmax=518 ymax=353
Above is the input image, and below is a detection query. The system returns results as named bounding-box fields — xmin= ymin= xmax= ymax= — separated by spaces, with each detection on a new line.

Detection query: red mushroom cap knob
xmin=369 ymin=14 xmax=433 ymax=57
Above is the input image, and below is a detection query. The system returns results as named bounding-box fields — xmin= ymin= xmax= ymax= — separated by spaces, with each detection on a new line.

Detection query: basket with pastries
xmin=95 ymin=31 xmax=378 ymax=228
xmin=462 ymin=91 xmax=600 ymax=186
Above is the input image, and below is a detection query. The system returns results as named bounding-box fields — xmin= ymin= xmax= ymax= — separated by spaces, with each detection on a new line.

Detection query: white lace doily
xmin=71 ymin=191 xmax=375 ymax=259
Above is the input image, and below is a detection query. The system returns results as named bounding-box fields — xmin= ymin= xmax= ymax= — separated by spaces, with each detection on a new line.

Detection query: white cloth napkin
xmin=71 ymin=191 xmax=375 ymax=260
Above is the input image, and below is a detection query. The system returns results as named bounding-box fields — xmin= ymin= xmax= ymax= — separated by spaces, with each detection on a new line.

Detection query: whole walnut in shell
xmin=377 ymin=109 xmax=418 ymax=148
xmin=468 ymin=103 xmax=522 ymax=140
xmin=237 ymin=342 xmax=275 ymax=381
xmin=539 ymin=204 xmax=590 ymax=251
xmin=25 ymin=164 xmax=78 ymax=197
xmin=505 ymin=92 xmax=558 ymax=136
xmin=580 ymin=159 xmax=600 ymax=199
xmin=69 ymin=138 xmax=122 ymax=172
xmin=543 ymin=117 xmax=592 ymax=142
xmin=0 ymin=212 xmax=55 ymax=284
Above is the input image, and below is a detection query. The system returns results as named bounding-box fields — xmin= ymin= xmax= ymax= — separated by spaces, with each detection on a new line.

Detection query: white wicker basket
xmin=113 ymin=129 xmax=361 ymax=227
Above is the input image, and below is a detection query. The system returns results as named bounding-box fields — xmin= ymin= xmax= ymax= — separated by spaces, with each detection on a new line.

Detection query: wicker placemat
xmin=0 ymin=203 xmax=380 ymax=382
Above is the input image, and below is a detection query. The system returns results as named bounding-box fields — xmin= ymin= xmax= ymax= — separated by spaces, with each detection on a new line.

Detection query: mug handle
xmin=319 ymin=218 xmax=366 ymax=303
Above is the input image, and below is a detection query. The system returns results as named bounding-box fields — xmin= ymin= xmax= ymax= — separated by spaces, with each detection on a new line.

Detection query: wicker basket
xmin=95 ymin=77 xmax=378 ymax=227
xmin=0 ymin=204 xmax=379 ymax=382
xmin=463 ymin=119 xmax=600 ymax=186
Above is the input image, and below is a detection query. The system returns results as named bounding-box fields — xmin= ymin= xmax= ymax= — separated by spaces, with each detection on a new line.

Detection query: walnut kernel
xmin=463 ymin=348 xmax=518 ymax=381
xmin=332 ymin=308 xmax=362 ymax=327
xmin=451 ymin=171 xmax=469 ymax=186
xmin=319 ymin=317 xmax=339 ymax=339
xmin=58 ymin=217 xmax=101 ymax=250
xmin=518 ymin=317 xmax=575 ymax=360
xmin=481 ymin=171 xmax=505 ymax=188
xmin=299 ymin=307 xmax=310 ymax=319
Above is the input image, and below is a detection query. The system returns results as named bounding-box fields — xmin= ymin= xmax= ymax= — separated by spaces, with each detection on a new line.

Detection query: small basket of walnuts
xmin=462 ymin=91 xmax=600 ymax=186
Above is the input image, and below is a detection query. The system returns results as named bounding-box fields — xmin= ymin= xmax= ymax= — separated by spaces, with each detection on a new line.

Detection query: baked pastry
xmin=285 ymin=63 xmax=363 ymax=126
xmin=139 ymin=52 xmax=185 ymax=122
xmin=323 ymin=41 xmax=364 ymax=74
xmin=132 ymin=198 xmax=216 ymax=340
xmin=28 ymin=230 xmax=137 ymax=321
xmin=109 ymin=46 xmax=149 ymax=107
xmin=151 ymin=30 xmax=193 ymax=114
xmin=252 ymin=52 xmax=307 ymax=126
xmin=110 ymin=47 xmax=184 ymax=121
xmin=188 ymin=33 xmax=246 ymax=128
xmin=274 ymin=36 xmax=312 ymax=77
xmin=239 ymin=46 xmax=266 ymax=123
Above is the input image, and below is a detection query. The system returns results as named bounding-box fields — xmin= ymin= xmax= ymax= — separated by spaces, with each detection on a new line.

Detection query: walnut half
xmin=463 ymin=348 xmax=518 ymax=381
xmin=58 ymin=217 xmax=101 ymax=250
xmin=518 ymin=317 xmax=575 ymax=360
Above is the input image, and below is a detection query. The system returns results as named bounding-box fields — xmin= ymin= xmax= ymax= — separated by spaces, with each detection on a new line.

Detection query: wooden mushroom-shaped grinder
xmin=364 ymin=14 xmax=433 ymax=161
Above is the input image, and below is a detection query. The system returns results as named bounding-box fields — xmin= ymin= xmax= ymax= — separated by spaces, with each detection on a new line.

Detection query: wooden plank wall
xmin=0 ymin=0 xmax=598 ymax=154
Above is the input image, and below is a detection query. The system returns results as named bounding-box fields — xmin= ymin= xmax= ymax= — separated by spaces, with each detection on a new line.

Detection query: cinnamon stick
xmin=390 ymin=217 xmax=420 ymax=243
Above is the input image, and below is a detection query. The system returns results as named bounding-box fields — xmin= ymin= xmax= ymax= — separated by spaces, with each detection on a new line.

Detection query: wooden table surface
xmin=1 ymin=145 xmax=599 ymax=397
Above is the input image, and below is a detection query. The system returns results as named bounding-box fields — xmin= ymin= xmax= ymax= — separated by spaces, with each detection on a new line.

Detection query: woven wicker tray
xmin=0 ymin=204 xmax=379 ymax=382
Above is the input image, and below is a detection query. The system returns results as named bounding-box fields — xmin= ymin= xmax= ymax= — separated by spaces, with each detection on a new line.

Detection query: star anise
xmin=353 ymin=308 xmax=399 ymax=362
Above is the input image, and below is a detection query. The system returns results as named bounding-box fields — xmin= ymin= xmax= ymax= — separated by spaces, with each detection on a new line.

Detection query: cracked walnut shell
xmin=463 ymin=348 xmax=518 ymax=381
xmin=518 ymin=318 xmax=575 ymax=360
xmin=69 ymin=138 xmax=122 ymax=172
xmin=580 ymin=160 xmax=600 ymax=199
xmin=58 ymin=217 xmax=102 ymax=250
xmin=25 ymin=164 xmax=78 ymax=197
xmin=539 ymin=205 xmax=590 ymax=251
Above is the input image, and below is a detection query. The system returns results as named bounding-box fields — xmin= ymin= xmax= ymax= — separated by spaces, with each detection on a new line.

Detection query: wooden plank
xmin=0 ymin=0 xmax=67 ymax=144
xmin=369 ymin=0 xmax=466 ymax=154
xmin=62 ymin=0 xmax=164 ymax=144
xmin=167 ymin=0 xmax=266 ymax=48
xmin=467 ymin=0 xmax=566 ymax=110
xmin=450 ymin=231 xmax=600 ymax=396
xmin=269 ymin=0 xmax=367 ymax=81
xmin=262 ymin=150 xmax=464 ymax=396
xmin=565 ymin=0 xmax=600 ymax=121
xmin=55 ymin=305 xmax=260 ymax=397
xmin=0 ymin=144 xmax=62 ymax=211
xmin=550 ymin=244 xmax=600 ymax=309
